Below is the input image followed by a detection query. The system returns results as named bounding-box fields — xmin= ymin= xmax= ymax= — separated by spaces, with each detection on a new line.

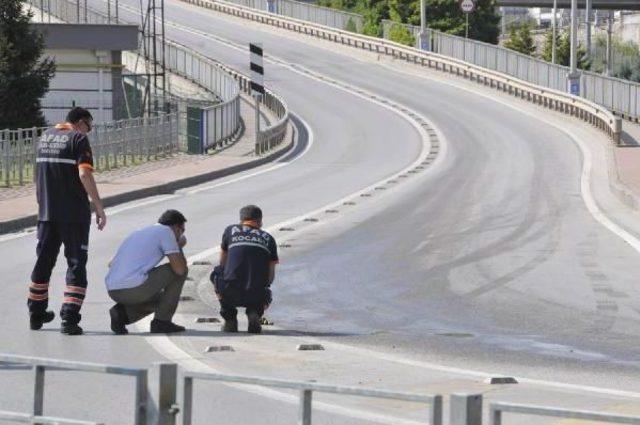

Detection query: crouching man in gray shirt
xmin=105 ymin=210 xmax=188 ymax=334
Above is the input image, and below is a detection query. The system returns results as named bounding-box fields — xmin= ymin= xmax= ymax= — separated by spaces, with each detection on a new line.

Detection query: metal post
xmin=450 ymin=394 xmax=482 ymax=425
xmin=33 ymin=366 xmax=45 ymax=417
xmin=465 ymin=13 xmax=469 ymax=39
xmin=76 ymin=0 xmax=80 ymax=22
xmin=148 ymin=363 xmax=177 ymax=425
xmin=429 ymin=395 xmax=443 ymax=425
xmin=107 ymin=0 xmax=111 ymax=23
xmin=585 ymin=0 xmax=592 ymax=61
xmin=567 ymin=0 xmax=580 ymax=95
xmin=83 ymin=0 xmax=87 ymax=22
xmin=552 ymin=0 xmax=557 ymax=64
xmin=115 ymin=0 xmax=119 ymax=23
xmin=298 ymin=389 xmax=312 ymax=425
xmin=182 ymin=377 xmax=193 ymax=425
xmin=254 ymin=94 xmax=262 ymax=155
xmin=418 ymin=0 xmax=429 ymax=50
xmin=490 ymin=406 xmax=502 ymax=425
xmin=606 ymin=10 xmax=613 ymax=76
xmin=135 ymin=362 xmax=149 ymax=425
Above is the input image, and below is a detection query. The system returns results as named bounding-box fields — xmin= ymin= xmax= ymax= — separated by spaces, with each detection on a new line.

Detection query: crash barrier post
xmin=0 ymin=354 xmax=148 ymax=425
xmin=180 ymin=372 xmax=443 ymax=425
xmin=489 ymin=402 xmax=640 ymax=425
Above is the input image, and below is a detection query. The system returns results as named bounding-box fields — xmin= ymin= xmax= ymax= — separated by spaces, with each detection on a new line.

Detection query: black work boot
xmin=222 ymin=318 xmax=238 ymax=333
xmin=247 ymin=312 xmax=262 ymax=334
xmin=150 ymin=319 xmax=185 ymax=334
xmin=61 ymin=321 xmax=83 ymax=335
xmin=61 ymin=313 xmax=83 ymax=335
xmin=109 ymin=304 xmax=128 ymax=335
xmin=30 ymin=311 xmax=55 ymax=330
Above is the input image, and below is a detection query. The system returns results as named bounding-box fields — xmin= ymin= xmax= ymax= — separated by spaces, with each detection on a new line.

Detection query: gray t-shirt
xmin=105 ymin=224 xmax=181 ymax=291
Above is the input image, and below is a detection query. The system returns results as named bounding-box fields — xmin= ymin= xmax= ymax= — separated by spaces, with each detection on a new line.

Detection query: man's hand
xmin=178 ymin=235 xmax=187 ymax=248
xmin=95 ymin=206 xmax=107 ymax=231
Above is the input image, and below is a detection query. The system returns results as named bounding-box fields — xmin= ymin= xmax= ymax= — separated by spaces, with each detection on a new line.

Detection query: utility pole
xmin=418 ymin=0 xmax=429 ymax=50
xmin=585 ymin=0 xmax=592 ymax=62
xmin=605 ymin=9 xmax=613 ymax=76
xmin=552 ymin=0 xmax=557 ymax=64
xmin=567 ymin=0 xmax=580 ymax=95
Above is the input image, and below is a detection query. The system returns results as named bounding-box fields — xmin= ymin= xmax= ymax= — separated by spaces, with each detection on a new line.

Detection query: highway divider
xmin=179 ymin=0 xmax=622 ymax=146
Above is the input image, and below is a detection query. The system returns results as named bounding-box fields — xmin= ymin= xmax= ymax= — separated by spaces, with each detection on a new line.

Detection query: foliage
xmin=503 ymin=23 xmax=535 ymax=56
xmin=541 ymin=29 xmax=590 ymax=70
xmin=388 ymin=21 xmax=415 ymax=45
xmin=318 ymin=0 xmax=501 ymax=44
xmin=0 ymin=0 xmax=56 ymax=128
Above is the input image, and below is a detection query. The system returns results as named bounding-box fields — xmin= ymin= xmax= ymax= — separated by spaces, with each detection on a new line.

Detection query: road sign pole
xmin=465 ymin=13 xmax=469 ymax=38
xmin=552 ymin=0 xmax=557 ymax=64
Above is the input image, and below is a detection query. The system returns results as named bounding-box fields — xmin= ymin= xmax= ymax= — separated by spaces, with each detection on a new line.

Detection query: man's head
xmin=158 ymin=209 xmax=187 ymax=239
xmin=66 ymin=107 xmax=94 ymax=135
xmin=239 ymin=205 xmax=262 ymax=228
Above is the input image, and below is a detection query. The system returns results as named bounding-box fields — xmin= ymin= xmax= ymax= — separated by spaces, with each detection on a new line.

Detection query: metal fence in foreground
xmin=0 ymin=114 xmax=178 ymax=187
xmin=181 ymin=372 xmax=443 ymax=425
xmin=0 ymin=354 xmax=147 ymax=425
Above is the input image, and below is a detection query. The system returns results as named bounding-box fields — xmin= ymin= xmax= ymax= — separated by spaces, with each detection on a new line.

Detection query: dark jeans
xmin=108 ymin=264 xmax=186 ymax=323
xmin=29 ymin=221 xmax=90 ymax=323
xmin=218 ymin=286 xmax=271 ymax=321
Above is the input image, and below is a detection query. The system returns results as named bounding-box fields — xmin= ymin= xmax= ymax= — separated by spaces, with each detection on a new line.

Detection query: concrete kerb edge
xmin=0 ymin=118 xmax=298 ymax=236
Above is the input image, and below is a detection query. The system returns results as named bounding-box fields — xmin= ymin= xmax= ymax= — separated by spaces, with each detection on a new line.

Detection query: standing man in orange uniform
xmin=28 ymin=107 xmax=106 ymax=335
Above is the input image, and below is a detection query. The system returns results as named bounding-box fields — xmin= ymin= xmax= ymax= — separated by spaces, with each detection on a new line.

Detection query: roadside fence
xmin=379 ymin=19 xmax=640 ymax=121
xmin=0 ymin=114 xmax=178 ymax=187
xmin=2 ymin=354 xmax=640 ymax=425
xmin=180 ymin=0 xmax=621 ymax=146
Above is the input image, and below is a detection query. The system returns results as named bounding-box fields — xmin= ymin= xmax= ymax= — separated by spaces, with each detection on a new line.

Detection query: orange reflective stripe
xmin=78 ymin=163 xmax=94 ymax=171
xmin=29 ymin=282 xmax=49 ymax=290
xmin=63 ymin=297 xmax=84 ymax=306
xmin=54 ymin=122 xmax=73 ymax=130
xmin=28 ymin=293 xmax=49 ymax=301
xmin=65 ymin=286 xmax=86 ymax=295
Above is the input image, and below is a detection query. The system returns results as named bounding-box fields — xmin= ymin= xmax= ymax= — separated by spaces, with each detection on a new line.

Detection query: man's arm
xmin=79 ymin=167 xmax=106 ymax=230
xmin=219 ymin=250 xmax=228 ymax=267
xmin=167 ymin=252 xmax=188 ymax=277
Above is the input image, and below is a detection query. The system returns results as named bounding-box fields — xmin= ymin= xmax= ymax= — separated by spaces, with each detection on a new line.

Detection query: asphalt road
xmin=2 ymin=1 xmax=640 ymax=423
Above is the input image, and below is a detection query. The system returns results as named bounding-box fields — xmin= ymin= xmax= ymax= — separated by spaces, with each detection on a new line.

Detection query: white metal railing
xmin=0 ymin=354 xmax=147 ymax=425
xmin=222 ymin=0 xmax=363 ymax=31
xmin=0 ymin=114 xmax=178 ymax=187
xmin=30 ymin=0 xmax=289 ymax=154
xmin=379 ymin=19 xmax=640 ymax=121
xmin=180 ymin=0 xmax=621 ymax=145
xmin=181 ymin=372 xmax=443 ymax=425
xmin=490 ymin=402 xmax=640 ymax=424
xmin=0 ymin=411 xmax=103 ymax=425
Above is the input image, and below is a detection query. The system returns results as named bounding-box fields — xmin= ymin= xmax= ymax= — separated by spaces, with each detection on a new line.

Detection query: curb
xmin=0 ymin=120 xmax=298 ymax=235
xmin=606 ymin=143 xmax=640 ymax=213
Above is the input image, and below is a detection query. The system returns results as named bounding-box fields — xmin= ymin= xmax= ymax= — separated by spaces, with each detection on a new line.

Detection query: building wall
xmin=41 ymin=49 xmax=121 ymax=124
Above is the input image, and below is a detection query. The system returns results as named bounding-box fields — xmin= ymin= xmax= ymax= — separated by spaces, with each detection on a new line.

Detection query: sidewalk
xmin=0 ymin=94 xmax=294 ymax=234
xmin=611 ymin=121 xmax=640 ymax=211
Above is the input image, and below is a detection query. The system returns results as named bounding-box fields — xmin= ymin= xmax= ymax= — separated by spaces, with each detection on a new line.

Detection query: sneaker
xmin=109 ymin=304 xmax=128 ymax=335
xmin=61 ymin=321 xmax=83 ymax=335
xmin=150 ymin=319 xmax=185 ymax=334
xmin=247 ymin=312 xmax=262 ymax=334
xmin=30 ymin=311 xmax=55 ymax=330
xmin=222 ymin=318 xmax=238 ymax=333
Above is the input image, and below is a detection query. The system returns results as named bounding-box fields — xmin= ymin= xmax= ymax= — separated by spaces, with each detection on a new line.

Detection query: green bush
xmin=388 ymin=22 xmax=415 ymax=46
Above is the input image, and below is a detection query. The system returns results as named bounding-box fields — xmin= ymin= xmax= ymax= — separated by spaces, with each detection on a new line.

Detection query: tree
xmin=388 ymin=22 xmax=415 ymax=46
xmin=503 ymin=23 xmax=536 ymax=56
xmin=319 ymin=0 xmax=501 ymax=44
xmin=0 ymin=0 xmax=55 ymax=129
xmin=345 ymin=17 xmax=358 ymax=32
xmin=541 ymin=29 xmax=590 ymax=70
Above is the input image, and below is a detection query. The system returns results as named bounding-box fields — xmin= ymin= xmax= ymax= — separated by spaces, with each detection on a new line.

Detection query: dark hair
xmin=158 ymin=209 xmax=187 ymax=226
xmin=239 ymin=205 xmax=262 ymax=222
xmin=66 ymin=107 xmax=93 ymax=124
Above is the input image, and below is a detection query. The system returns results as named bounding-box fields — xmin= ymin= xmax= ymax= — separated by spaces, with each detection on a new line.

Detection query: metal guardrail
xmin=30 ymin=0 xmax=290 ymax=155
xmin=490 ymin=402 xmax=640 ymax=424
xmin=379 ymin=19 xmax=640 ymax=122
xmin=0 ymin=114 xmax=178 ymax=187
xmin=0 ymin=410 xmax=103 ymax=425
xmin=0 ymin=354 xmax=148 ymax=425
xmin=222 ymin=0 xmax=363 ymax=31
xmin=181 ymin=372 xmax=443 ymax=425
xmin=180 ymin=0 xmax=621 ymax=145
